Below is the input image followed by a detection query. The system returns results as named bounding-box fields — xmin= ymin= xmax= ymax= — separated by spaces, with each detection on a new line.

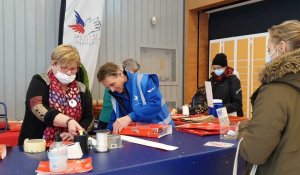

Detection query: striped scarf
xmin=211 ymin=67 xmax=234 ymax=83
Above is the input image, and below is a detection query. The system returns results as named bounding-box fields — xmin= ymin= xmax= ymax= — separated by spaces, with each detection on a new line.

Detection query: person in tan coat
xmin=238 ymin=20 xmax=300 ymax=175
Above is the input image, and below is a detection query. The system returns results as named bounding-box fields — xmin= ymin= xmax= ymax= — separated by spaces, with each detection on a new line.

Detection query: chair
xmin=0 ymin=102 xmax=8 ymax=132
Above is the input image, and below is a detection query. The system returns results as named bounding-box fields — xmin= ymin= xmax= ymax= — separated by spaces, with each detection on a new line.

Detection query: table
xmin=0 ymin=130 xmax=245 ymax=175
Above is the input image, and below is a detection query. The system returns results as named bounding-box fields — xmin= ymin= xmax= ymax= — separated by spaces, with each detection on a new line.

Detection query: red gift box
xmin=119 ymin=122 xmax=172 ymax=138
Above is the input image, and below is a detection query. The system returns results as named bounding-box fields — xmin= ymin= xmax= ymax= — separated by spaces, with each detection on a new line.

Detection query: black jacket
xmin=210 ymin=74 xmax=243 ymax=116
xmin=18 ymin=73 xmax=93 ymax=145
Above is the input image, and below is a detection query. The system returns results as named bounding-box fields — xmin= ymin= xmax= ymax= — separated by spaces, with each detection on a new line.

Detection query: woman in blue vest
xmin=97 ymin=62 xmax=174 ymax=133
xmin=98 ymin=59 xmax=140 ymax=129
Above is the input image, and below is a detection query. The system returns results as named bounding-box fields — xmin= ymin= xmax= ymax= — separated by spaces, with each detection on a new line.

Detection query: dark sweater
xmin=18 ymin=74 xmax=93 ymax=145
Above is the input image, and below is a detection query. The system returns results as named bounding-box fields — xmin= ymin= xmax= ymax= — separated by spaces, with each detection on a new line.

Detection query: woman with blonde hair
xmin=18 ymin=44 xmax=93 ymax=145
xmin=238 ymin=20 xmax=300 ymax=174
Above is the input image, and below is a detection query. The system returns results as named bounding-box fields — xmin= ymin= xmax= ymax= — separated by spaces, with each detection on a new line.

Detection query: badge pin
xmin=69 ymin=99 xmax=77 ymax=107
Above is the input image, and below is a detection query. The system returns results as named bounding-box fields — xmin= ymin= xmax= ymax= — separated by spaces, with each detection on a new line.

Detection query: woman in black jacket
xmin=209 ymin=53 xmax=243 ymax=116
xmin=18 ymin=45 xmax=93 ymax=145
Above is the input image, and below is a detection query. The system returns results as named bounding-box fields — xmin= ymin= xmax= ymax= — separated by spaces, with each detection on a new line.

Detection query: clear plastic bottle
xmin=48 ymin=132 xmax=68 ymax=172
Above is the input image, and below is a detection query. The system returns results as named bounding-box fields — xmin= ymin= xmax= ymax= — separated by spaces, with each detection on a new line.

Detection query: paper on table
xmin=205 ymin=81 xmax=213 ymax=107
xmin=0 ymin=144 xmax=6 ymax=159
xmin=36 ymin=157 xmax=93 ymax=174
xmin=204 ymin=141 xmax=234 ymax=148
xmin=88 ymin=137 xmax=97 ymax=146
xmin=121 ymin=135 xmax=178 ymax=151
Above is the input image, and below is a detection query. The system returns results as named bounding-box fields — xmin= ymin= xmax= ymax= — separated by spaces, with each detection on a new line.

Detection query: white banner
xmin=62 ymin=0 xmax=104 ymax=88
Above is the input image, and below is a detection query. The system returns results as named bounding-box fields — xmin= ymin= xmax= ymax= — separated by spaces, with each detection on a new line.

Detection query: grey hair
xmin=122 ymin=58 xmax=140 ymax=73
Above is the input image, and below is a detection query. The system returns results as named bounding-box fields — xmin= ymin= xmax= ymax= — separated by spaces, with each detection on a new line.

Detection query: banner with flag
xmin=59 ymin=0 xmax=105 ymax=89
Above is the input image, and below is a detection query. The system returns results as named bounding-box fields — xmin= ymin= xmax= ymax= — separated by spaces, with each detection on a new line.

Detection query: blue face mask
xmin=265 ymin=56 xmax=272 ymax=63
xmin=214 ymin=68 xmax=224 ymax=76
xmin=266 ymin=44 xmax=280 ymax=63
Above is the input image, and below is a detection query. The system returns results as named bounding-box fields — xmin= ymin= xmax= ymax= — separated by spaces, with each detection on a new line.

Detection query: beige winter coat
xmin=238 ymin=48 xmax=300 ymax=175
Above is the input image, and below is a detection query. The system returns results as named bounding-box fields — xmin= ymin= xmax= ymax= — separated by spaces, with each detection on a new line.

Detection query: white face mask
xmin=54 ymin=70 xmax=76 ymax=85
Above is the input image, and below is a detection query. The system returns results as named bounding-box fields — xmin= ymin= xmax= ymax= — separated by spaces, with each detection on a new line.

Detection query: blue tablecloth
xmin=0 ymin=129 xmax=245 ymax=175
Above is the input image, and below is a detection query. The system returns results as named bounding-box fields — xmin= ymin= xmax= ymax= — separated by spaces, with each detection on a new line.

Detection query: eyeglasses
xmin=57 ymin=64 xmax=78 ymax=74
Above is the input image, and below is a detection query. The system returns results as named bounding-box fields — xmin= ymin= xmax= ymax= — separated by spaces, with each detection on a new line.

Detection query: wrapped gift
xmin=119 ymin=122 xmax=172 ymax=138
xmin=176 ymin=128 xmax=220 ymax=136
xmin=175 ymin=116 xmax=247 ymax=136
xmin=8 ymin=121 xmax=22 ymax=132
xmin=176 ymin=122 xmax=220 ymax=131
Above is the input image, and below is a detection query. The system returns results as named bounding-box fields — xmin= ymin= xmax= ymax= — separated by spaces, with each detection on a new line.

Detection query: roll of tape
xmin=24 ymin=139 xmax=46 ymax=153
xmin=95 ymin=130 xmax=109 ymax=152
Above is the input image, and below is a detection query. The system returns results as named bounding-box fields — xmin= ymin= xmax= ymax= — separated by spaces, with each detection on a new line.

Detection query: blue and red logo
xmin=68 ymin=10 xmax=101 ymax=35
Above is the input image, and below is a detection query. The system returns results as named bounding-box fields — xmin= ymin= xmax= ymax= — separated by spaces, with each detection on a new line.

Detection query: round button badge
xmin=69 ymin=99 xmax=77 ymax=107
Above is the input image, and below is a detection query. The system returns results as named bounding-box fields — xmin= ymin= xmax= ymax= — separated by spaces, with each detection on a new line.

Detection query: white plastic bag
xmin=233 ymin=137 xmax=257 ymax=175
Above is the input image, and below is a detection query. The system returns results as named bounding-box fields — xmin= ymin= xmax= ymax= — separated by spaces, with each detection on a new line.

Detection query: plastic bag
xmin=191 ymin=87 xmax=208 ymax=114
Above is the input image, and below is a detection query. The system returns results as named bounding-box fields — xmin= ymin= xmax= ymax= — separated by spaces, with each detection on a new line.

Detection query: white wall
xmin=0 ymin=0 xmax=184 ymax=120
xmin=91 ymin=0 xmax=184 ymax=106
xmin=0 ymin=0 xmax=61 ymax=120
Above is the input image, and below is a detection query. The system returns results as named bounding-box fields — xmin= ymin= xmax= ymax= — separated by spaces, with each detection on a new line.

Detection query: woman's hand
xmin=53 ymin=114 xmax=84 ymax=135
xmin=67 ymin=119 xmax=83 ymax=136
xmin=113 ymin=115 xmax=132 ymax=134
xmin=60 ymin=132 xmax=74 ymax=141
